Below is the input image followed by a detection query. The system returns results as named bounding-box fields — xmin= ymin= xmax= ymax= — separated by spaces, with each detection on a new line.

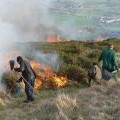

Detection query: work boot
xmin=23 ymin=99 xmax=30 ymax=103
xmin=29 ymin=97 xmax=34 ymax=102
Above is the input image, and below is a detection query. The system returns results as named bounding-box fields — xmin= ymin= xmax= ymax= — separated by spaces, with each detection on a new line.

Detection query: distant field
xmin=52 ymin=14 xmax=96 ymax=25
xmin=50 ymin=0 xmax=120 ymax=39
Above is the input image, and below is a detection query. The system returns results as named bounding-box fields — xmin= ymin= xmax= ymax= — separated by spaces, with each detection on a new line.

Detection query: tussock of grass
xmin=0 ymin=91 xmax=12 ymax=107
xmin=55 ymin=93 xmax=77 ymax=109
xmin=76 ymin=84 xmax=120 ymax=120
xmin=0 ymin=83 xmax=120 ymax=120
xmin=31 ymin=93 xmax=77 ymax=120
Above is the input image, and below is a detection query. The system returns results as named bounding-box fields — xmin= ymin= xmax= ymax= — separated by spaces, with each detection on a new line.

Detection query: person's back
xmin=22 ymin=60 xmax=36 ymax=80
xmin=99 ymin=44 xmax=118 ymax=72
xmin=14 ymin=56 xmax=36 ymax=102
xmin=99 ymin=43 xmax=119 ymax=81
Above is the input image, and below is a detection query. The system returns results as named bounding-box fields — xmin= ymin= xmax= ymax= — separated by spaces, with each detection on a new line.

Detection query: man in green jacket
xmin=99 ymin=43 xmax=118 ymax=80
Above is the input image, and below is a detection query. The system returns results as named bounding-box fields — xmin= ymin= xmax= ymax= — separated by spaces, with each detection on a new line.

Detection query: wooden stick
xmin=21 ymin=77 xmax=38 ymax=95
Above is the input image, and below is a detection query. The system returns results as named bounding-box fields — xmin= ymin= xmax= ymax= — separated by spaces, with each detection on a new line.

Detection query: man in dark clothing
xmin=98 ymin=43 xmax=118 ymax=80
xmin=14 ymin=56 xmax=36 ymax=102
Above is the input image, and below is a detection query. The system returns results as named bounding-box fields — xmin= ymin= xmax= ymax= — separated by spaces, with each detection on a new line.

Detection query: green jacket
xmin=99 ymin=48 xmax=118 ymax=72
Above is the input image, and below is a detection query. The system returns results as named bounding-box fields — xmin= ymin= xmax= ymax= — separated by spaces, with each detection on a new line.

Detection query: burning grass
xmin=2 ymin=60 xmax=69 ymax=93
xmin=31 ymin=61 xmax=68 ymax=90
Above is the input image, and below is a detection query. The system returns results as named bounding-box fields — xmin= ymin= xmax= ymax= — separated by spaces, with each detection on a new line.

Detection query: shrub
xmin=59 ymin=64 xmax=87 ymax=83
xmin=87 ymin=50 xmax=100 ymax=60
xmin=59 ymin=53 xmax=78 ymax=65
xmin=79 ymin=56 xmax=92 ymax=69
xmin=2 ymin=72 xmax=20 ymax=93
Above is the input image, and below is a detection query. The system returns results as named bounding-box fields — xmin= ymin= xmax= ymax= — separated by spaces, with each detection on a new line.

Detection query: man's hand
xmin=14 ymin=68 xmax=21 ymax=72
xmin=16 ymin=77 xmax=23 ymax=83
xmin=117 ymin=68 xmax=119 ymax=72
xmin=14 ymin=68 xmax=17 ymax=71
xmin=14 ymin=68 xmax=20 ymax=72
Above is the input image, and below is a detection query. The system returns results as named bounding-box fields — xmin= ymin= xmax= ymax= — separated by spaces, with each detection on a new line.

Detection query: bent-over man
xmin=14 ymin=56 xmax=36 ymax=103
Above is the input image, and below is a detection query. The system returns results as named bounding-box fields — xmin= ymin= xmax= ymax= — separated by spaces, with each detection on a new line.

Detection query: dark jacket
xmin=15 ymin=60 xmax=36 ymax=80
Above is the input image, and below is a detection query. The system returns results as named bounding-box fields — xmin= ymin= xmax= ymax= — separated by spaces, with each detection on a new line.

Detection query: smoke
xmin=0 ymin=0 xmax=54 ymax=41
xmin=31 ymin=51 xmax=59 ymax=71
xmin=0 ymin=0 xmax=55 ymax=88
xmin=0 ymin=0 xmax=86 ymax=42
xmin=0 ymin=0 xmax=86 ymax=44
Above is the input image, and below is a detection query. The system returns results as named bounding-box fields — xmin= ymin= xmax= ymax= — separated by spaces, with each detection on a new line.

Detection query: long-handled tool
xmin=111 ymin=68 xmax=120 ymax=82
xmin=21 ymin=76 xmax=38 ymax=95
xmin=9 ymin=60 xmax=38 ymax=95
xmin=112 ymin=69 xmax=120 ymax=73
xmin=6 ymin=82 xmax=16 ymax=94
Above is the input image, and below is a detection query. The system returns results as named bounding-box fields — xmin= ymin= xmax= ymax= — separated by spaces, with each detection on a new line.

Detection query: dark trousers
xmin=102 ymin=69 xmax=117 ymax=81
xmin=88 ymin=77 xmax=94 ymax=86
xmin=88 ymin=77 xmax=101 ymax=86
xmin=24 ymin=79 xmax=34 ymax=101
xmin=102 ymin=69 xmax=112 ymax=80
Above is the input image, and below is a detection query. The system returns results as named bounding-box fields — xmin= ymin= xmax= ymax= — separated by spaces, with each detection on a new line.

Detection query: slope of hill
xmin=0 ymin=84 xmax=120 ymax=120
xmin=0 ymin=39 xmax=120 ymax=120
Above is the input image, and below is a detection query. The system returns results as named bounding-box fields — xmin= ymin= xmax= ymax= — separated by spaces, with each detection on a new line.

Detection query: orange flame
xmin=30 ymin=61 xmax=67 ymax=90
xmin=4 ymin=50 xmax=69 ymax=90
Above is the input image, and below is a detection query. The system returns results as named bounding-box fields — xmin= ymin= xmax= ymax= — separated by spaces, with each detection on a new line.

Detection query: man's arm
xmin=16 ymin=77 xmax=23 ymax=83
xmin=112 ymin=52 xmax=118 ymax=70
xmin=14 ymin=61 xmax=25 ymax=72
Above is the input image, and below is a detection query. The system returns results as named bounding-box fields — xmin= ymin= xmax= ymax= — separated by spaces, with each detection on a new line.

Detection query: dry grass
xmin=76 ymin=84 xmax=120 ymax=120
xmin=0 ymin=91 xmax=12 ymax=107
xmin=0 ymin=83 xmax=120 ymax=120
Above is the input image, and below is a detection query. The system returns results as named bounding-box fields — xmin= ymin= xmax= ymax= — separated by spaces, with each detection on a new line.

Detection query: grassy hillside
xmin=0 ymin=83 xmax=120 ymax=120
xmin=32 ymin=38 xmax=120 ymax=83
xmin=0 ymin=38 xmax=120 ymax=120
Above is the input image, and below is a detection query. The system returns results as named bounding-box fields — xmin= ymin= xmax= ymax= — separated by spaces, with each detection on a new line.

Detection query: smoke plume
xmin=0 ymin=0 xmax=86 ymax=88
xmin=0 ymin=0 xmax=55 ymax=88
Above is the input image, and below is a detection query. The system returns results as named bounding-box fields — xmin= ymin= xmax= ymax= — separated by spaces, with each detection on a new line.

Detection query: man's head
xmin=17 ymin=56 xmax=23 ymax=64
xmin=93 ymin=62 xmax=98 ymax=68
xmin=108 ymin=43 xmax=113 ymax=49
xmin=9 ymin=60 xmax=15 ymax=71
xmin=93 ymin=62 xmax=98 ymax=66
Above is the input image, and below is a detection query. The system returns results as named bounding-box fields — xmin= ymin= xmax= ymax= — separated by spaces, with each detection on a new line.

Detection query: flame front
xmin=4 ymin=51 xmax=68 ymax=91
xmin=30 ymin=61 xmax=67 ymax=90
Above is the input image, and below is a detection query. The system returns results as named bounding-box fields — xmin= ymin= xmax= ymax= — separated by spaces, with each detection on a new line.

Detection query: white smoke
xmin=0 ymin=0 xmax=86 ymax=45
xmin=0 ymin=0 xmax=55 ymax=88
xmin=0 ymin=0 xmax=54 ymax=42
xmin=0 ymin=0 xmax=92 ymax=88
xmin=32 ymin=51 xmax=59 ymax=71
